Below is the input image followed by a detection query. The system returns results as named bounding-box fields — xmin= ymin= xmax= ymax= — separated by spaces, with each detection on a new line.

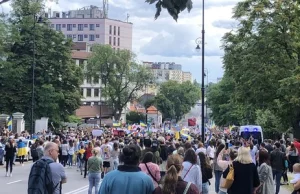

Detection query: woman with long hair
xmin=68 ymin=140 xmax=75 ymax=168
xmin=213 ymin=143 xmax=225 ymax=193
xmin=111 ymin=142 xmax=120 ymax=170
xmin=84 ymin=141 xmax=93 ymax=178
xmin=181 ymin=149 xmax=202 ymax=193
xmin=255 ymin=150 xmax=274 ymax=194
xmin=223 ymin=147 xmax=260 ymax=194
xmin=87 ymin=148 xmax=103 ymax=194
xmin=61 ymin=139 xmax=68 ymax=167
xmin=5 ymin=139 xmax=16 ymax=177
xmin=198 ymin=152 xmax=213 ymax=194
xmin=139 ymin=152 xmax=161 ymax=188
xmin=153 ymin=154 xmax=199 ymax=194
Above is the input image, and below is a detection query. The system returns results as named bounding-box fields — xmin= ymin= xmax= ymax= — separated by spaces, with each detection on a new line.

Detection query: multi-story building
xmin=48 ymin=5 xmax=133 ymax=51
xmin=182 ymin=72 xmax=193 ymax=82
xmin=143 ymin=61 xmax=193 ymax=84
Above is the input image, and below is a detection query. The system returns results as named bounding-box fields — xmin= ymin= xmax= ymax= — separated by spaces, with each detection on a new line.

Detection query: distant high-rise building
xmin=48 ymin=5 xmax=133 ymax=51
xmin=182 ymin=72 xmax=193 ymax=82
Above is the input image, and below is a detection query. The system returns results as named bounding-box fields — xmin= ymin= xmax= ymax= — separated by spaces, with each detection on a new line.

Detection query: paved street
xmin=0 ymin=162 xmax=90 ymax=194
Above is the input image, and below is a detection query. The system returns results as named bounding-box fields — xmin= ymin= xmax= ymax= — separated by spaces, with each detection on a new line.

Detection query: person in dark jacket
xmin=5 ymin=139 xmax=16 ymax=177
xmin=223 ymin=147 xmax=260 ymax=194
xmin=270 ymin=142 xmax=286 ymax=194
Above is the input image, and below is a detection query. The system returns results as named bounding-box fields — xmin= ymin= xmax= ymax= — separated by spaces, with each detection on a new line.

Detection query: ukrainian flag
xmin=7 ymin=117 xmax=12 ymax=131
xmin=140 ymin=121 xmax=146 ymax=127
xmin=113 ymin=121 xmax=121 ymax=127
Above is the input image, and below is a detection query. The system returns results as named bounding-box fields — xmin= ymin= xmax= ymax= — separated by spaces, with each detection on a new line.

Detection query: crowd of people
xmin=1 ymin=128 xmax=300 ymax=194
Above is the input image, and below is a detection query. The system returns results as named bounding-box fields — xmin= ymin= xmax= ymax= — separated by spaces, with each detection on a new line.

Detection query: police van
xmin=239 ymin=125 xmax=264 ymax=144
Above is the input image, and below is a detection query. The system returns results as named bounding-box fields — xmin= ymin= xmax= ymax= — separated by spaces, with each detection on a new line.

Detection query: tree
xmin=86 ymin=44 xmax=154 ymax=120
xmin=0 ymin=0 xmax=83 ymax=129
xmin=145 ymin=0 xmax=193 ymax=21
xmin=150 ymin=80 xmax=200 ymax=121
xmin=219 ymin=0 xmax=300 ymax=136
xmin=126 ymin=111 xmax=145 ymax=124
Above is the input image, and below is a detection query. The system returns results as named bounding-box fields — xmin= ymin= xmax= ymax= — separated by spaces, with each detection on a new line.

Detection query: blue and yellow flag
xmin=7 ymin=116 xmax=12 ymax=131
xmin=140 ymin=121 xmax=146 ymax=127
xmin=113 ymin=121 xmax=121 ymax=127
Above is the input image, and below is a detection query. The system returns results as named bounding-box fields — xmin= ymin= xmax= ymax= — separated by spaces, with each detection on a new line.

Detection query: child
xmin=291 ymin=163 xmax=300 ymax=194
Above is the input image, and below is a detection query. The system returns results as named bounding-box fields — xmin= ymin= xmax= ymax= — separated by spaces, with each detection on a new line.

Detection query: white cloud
xmin=1 ymin=0 xmax=240 ymax=82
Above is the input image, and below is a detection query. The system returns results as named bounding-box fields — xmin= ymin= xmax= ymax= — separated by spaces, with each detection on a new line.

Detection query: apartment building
xmin=48 ymin=6 xmax=133 ymax=51
xmin=182 ymin=72 xmax=193 ymax=82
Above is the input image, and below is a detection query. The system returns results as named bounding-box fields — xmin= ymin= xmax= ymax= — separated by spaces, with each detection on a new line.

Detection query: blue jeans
xmin=88 ymin=172 xmax=101 ymax=194
xmin=202 ymin=182 xmax=209 ymax=194
xmin=68 ymin=155 xmax=73 ymax=166
xmin=273 ymin=169 xmax=282 ymax=194
xmin=214 ymin=170 xmax=222 ymax=193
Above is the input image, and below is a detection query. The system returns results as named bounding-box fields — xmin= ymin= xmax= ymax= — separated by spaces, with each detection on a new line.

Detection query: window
xmin=62 ymin=24 xmax=66 ymax=28
xmin=93 ymin=76 xmax=99 ymax=84
xmin=96 ymin=24 xmax=100 ymax=27
xmin=118 ymin=27 xmax=120 ymax=36
xmin=94 ymin=89 xmax=99 ymax=97
xmin=80 ymin=88 xmax=84 ymax=96
xmin=86 ymin=89 xmax=91 ymax=97
xmin=84 ymin=34 xmax=88 ymax=38
xmin=96 ymin=34 xmax=100 ymax=38
xmin=86 ymin=76 xmax=92 ymax=84
xmin=56 ymin=24 xmax=61 ymax=31
xmin=73 ymin=24 xmax=76 ymax=28
xmin=51 ymin=24 xmax=54 ymax=28
xmin=67 ymin=24 xmax=72 ymax=31
xmin=109 ymin=36 xmax=112 ymax=45
xmin=113 ymin=26 xmax=116 ymax=35
xmin=117 ymin=38 xmax=120 ymax=46
xmin=89 ymin=34 xmax=95 ymax=41
xmin=78 ymin=24 xmax=84 ymax=31
xmin=72 ymin=34 xmax=76 ymax=39
xmin=89 ymin=24 xmax=95 ymax=31
xmin=113 ymin=37 xmax=116 ymax=46
xmin=67 ymin=34 xmax=72 ymax=39
xmin=78 ymin=35 xmax=83 ymax=41
xmin=84 ymin=24 xmax=88 ymax=28
xmin=109 ymin=25 xmax=112 ymax=34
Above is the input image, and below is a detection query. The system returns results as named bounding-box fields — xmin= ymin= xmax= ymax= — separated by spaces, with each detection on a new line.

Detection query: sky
xmin=1 ymin=0 xmax=240 ymax=83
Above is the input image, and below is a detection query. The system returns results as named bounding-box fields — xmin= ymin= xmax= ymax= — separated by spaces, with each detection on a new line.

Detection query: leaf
xmin=145 ymin=0 xmax=159 ymax=4
xmin=154 ymin=1 xmax=162 ymax=20
xmin=186 ymin=0 xmax=193 ymax=12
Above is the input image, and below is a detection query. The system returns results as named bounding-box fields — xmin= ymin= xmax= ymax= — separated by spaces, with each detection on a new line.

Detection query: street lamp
xmin=195 ymin=0 xmax=205 ymax=143
xmin=31 ymin=15 xmax=44 ymax=134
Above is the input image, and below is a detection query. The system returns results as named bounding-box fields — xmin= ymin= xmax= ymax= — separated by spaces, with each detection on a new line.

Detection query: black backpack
xmin=30 ymin=145 xmax=38 ymax=158
xmin=28 ymin=159 xmax=59 ymax=194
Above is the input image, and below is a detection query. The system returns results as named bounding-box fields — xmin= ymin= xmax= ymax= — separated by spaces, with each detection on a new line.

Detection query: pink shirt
xmin=139 ymin=162 xmax=161 ymax=188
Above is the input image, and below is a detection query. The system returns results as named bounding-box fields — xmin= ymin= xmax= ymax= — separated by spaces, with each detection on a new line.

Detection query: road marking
xmin=71 ymin=187 xmax=89 ymax=194
xmin=7 ymin=180 xmax=22 ymax=184
xmin=65 ymin=185 xmax=89 ymax=194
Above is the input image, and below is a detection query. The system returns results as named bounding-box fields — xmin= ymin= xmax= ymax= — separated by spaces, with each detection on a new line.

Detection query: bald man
xmin=43 ymin=142 xmax=67 ymax=194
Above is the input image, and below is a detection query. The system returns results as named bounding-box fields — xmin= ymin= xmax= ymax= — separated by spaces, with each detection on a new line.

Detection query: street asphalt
xmin=1 ymin=161 xmax=292 ymax=194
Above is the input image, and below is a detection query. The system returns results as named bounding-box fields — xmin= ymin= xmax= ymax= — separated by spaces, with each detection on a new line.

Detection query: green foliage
xmin=86 ymin=44 xmax=154 ymax=120
xmin=0 ymin=0 xmax=83 ymax=129
xmin=67 ymin=115 xmax=82 ymax=124
xmin=151 ymin=80 xmax=200 ymax=121
xmin=145 ymin=0 xmax=193 ymax=21
xmin=210 ymin=0 xmax=300 ymax=136
xmin=126 ymin=111 xmax=145 ymax=124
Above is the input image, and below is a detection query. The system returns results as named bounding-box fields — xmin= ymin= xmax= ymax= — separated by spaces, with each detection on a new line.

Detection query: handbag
xmin=222 ymin=164 xmax=234 ymax=189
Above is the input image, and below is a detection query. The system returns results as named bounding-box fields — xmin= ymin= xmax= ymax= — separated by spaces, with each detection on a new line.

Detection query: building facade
xmin=182 ymin=72 xmax=193 ymax=82
xmin=48 ymin=6 xmax=133 ymax=51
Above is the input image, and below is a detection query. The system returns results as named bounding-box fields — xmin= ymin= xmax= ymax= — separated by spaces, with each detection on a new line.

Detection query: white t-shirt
xmin=196 ymin=147 xmax=207 ymax=155
xmin=100 ymin=144 xmax=112 ymax=161
xmin=206 ymin=146 xmax=215 ymax=159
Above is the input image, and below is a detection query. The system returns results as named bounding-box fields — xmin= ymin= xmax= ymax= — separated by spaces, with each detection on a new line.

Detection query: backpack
xmin=30 ymin=145 xmax=38 ymax=158
xmin=28 ymin=159 xmax=59 ymax=194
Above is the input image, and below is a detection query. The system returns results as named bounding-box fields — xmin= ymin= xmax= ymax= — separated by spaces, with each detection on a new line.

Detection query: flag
xmin=113 ymin=121 xmax=121 ymax=127
xmin=140 ymin=121 xmax=146 ymax=127
xmin=175 ymin=132 xmax=180 ymax=140
xmin=188 ymin=118 xmax=196 ymax=126
xmin=7 ymin=116 xmax=12 ymax=131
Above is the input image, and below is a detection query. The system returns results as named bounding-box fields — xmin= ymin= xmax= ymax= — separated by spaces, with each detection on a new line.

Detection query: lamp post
xmin=31 ymin=15 xmax=44 ymax=134
xmin=195 ymin=0 xmax=205 ymax=143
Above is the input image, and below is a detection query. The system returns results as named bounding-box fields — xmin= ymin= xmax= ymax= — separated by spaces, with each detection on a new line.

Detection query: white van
xmin=239 ymin=125 xmax=264 ymax=143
